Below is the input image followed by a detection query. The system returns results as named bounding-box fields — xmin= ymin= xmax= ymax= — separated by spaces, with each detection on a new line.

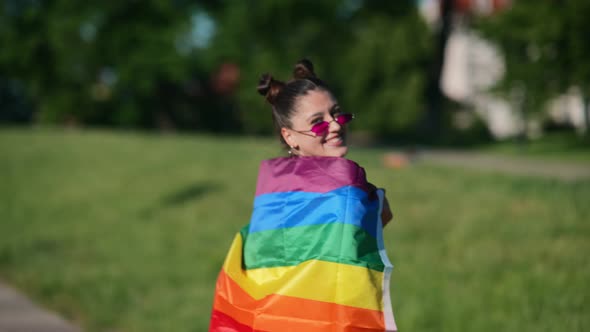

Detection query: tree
xmin=1 ymin=1 xmax=433 ymax=138
xmin=423 ymin=0 xmax=453 ymax=139
xmin=0 ymin=0 xmax=219 ymax=129
xmin=203 ymin=1 xmax=432 ymax=137
xmin=473 ymin=0 xmax=590 ymax=136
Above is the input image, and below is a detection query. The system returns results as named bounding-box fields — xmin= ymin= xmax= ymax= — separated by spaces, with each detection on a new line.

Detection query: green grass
xmin=1 ymin=128 xmax=589 ymax=332
xmin=478 ymin=132 xmax=590 ymax=162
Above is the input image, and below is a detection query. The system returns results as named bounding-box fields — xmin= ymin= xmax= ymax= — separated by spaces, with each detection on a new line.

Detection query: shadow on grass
xmin=161 ymin=182 xmax=221 ymax=206
xmin=140 ymin=182 xmax=222 ymax=219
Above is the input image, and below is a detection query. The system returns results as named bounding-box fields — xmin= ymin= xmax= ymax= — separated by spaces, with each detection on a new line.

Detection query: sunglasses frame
xmin=292 ymin=113 xmax=355 ymax=137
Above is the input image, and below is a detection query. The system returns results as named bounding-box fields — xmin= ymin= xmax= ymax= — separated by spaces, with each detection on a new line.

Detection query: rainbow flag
xmin=210 ymin=157 xmax=397 ymax=332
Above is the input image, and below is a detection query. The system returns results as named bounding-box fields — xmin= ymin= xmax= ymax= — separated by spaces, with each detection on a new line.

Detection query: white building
xmin=418 ymin=0 xmax=588 ymax=139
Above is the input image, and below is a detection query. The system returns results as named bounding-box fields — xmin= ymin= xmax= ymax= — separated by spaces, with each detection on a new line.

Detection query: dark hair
xmin=257 ymin=59 xmax=330 ymax=148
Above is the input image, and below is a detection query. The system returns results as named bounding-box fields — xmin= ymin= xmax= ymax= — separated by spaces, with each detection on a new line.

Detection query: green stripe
xmin=242 ymin=223 xmax=384 ymax=271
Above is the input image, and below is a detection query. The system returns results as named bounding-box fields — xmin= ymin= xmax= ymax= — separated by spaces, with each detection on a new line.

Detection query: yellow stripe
xmin=222 ymin=233 xmax=384 ymax=311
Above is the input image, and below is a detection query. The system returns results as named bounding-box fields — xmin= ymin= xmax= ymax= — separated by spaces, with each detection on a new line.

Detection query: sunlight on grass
xmin=1 ymin=128 xmax=589 ymax=332
xmin=479 ymin=132 xmax=590 ymax=161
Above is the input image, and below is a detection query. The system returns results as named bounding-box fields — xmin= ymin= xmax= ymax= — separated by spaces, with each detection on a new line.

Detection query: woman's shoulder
xmin=261 ymin=155 xmax=361 ymax=169
xmin=256 ymin=156 xmax=370 ymax=196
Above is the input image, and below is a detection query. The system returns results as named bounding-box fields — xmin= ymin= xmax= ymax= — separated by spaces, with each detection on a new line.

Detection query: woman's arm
xmin=382 ymin=195 xmax=393 ymax=227
xmin=368 ymin=182 xmax=393 ymax=227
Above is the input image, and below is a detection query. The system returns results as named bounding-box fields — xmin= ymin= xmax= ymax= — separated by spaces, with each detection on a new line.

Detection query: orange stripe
xmin=223 ymin=231 xmax=384 ymax=311
xmin=212 ymin=270 xmax=385 ymax=332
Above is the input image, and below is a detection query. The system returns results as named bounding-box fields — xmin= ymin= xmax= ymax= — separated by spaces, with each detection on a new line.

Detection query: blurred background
xmin=1 ymin=1 xmax=589 ymax=331
xmin=2 ymin=0 xmax=589 ymax=143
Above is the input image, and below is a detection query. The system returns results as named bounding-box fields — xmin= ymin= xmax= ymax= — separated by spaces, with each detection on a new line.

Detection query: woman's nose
xmin=328 ymin=118 xmax=342 ymax=132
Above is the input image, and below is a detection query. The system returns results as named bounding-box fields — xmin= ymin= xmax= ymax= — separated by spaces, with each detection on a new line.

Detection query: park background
xmin=1 ymin=1 xmax=589 ymax=331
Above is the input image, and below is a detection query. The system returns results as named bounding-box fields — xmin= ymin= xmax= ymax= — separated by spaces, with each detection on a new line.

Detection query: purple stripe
xmin=255 ymin=156 xmax=373 ymax=196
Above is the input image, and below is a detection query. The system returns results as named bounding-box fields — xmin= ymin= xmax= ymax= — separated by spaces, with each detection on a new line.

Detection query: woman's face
xmin=282 ymin=89 xmax=349 ymax=158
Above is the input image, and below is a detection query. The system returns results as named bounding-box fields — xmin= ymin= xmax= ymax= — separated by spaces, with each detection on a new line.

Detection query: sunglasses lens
xmin=310 ymin=122 xmax=330 ymax=136
xmin=336 ymin=113 xmax=354 ymax=125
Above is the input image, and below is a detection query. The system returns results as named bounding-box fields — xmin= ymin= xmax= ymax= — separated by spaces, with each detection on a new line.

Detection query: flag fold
xmin=210 ymin=156 xmax=397 ymax=332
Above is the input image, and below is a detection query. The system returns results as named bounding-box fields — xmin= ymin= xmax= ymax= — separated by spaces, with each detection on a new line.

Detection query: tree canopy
xmin=473 ymin=0 xmax=590 ymax=125
xmin=0 ymin=1 xmax=432 ymax=136
xmin=3 ymin=0 xmax=587 ymax=138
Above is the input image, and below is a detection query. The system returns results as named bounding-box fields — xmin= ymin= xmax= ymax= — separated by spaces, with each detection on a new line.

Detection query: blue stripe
xmin=248 ymin=186 xmax=380 ymax=238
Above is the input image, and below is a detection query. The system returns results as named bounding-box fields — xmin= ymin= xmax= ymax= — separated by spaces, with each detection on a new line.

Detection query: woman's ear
xmin=281 ymin=127 xmax=297 ymax=149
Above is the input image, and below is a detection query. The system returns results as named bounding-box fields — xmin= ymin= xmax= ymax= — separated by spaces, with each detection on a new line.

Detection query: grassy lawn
xmin=477 ymin=132 xmax=590 ymax=162
xmin=1 ymin=127 xmax=589 ymax=332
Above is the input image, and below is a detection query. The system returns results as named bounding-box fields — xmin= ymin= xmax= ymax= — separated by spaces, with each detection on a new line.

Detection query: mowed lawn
xmin=1 ymin=128 xmax=588 ymax=332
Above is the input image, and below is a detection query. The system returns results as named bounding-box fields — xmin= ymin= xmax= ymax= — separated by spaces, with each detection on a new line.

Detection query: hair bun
xmin=257 ymin=74 xmax=272 ymax=96
xmin=293 ymin=59 xmax=316 ymax=80
xmin=257 ymin=73 xmax=284 ymax=104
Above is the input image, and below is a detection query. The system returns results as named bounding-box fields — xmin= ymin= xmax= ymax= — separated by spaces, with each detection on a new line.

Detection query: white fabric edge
xmin=376 ymin=189 xmax=398 ymax=332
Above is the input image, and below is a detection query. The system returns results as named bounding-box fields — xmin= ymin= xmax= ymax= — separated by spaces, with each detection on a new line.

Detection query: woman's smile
xmin=324 ymin=134 xmax=344 ymax=146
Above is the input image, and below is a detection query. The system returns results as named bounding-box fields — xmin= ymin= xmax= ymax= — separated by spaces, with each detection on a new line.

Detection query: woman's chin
xmin=324 ymin=145 xmax=348 ymax=157
xmin=298 ymin=144 xmax=348 ymax=158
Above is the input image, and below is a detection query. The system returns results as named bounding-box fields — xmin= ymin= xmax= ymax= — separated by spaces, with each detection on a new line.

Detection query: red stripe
xmin=210 ymin=270 xmax=385 ymax=332
xmin=210 ymin=310 xmax=267 ymax=332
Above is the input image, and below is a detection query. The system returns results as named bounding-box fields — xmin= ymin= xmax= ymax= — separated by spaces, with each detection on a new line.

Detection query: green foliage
xmin=207 ymin=1 xmax=431 ymax=136
xmin=0 ymin=1 xmax=214 ymax=128
xmin=0 ymin=1 xmax=432 ymax=136
xmin=1 ymin=128 xmax=589 ymax=331
xmin=473 ymin=0 xmax=590 ymax=114
xmin=337 ymin=11 xmax=430 ymax=135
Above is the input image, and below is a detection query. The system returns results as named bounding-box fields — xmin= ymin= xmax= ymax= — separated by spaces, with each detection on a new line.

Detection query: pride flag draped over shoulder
xmin=210 ymin=156 xmax=397 ymax=332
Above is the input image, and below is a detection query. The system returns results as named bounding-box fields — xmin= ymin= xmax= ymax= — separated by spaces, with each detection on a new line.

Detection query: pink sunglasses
xmin=294 ymin=113 xmax=354 ymax=137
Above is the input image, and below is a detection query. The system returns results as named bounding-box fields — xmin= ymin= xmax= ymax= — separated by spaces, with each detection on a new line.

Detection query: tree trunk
xmin=422 ymin=0 xmax=453 ymax=141
xmin=583 ymin=91 xmax=589 ymax=137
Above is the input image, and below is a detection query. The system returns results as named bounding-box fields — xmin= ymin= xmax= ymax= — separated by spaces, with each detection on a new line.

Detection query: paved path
xmin=0 ymin=282 xmax=81 ymax=332
xmin=411 ymin=150 xmax=590 ymax=181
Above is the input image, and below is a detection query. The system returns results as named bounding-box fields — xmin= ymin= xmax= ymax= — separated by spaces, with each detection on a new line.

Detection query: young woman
xmin=209 ymin=59 xmax=397 ymax=332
